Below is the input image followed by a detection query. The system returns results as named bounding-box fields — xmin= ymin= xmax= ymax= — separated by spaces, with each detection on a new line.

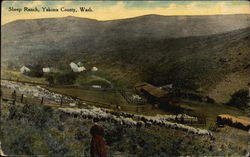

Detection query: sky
xmin=2 ymin=1 xmax=250 ymax=25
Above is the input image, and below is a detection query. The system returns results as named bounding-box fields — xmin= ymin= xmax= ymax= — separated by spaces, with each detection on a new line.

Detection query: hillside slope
xmin=2 ymin=14 xmax=250 ymax=58
xmin=1 ymin=14 xmax=250 ymax=103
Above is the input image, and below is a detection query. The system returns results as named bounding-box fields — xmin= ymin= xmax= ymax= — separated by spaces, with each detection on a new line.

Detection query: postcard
xmin=1 ymin=0 xmax=250 ymax=156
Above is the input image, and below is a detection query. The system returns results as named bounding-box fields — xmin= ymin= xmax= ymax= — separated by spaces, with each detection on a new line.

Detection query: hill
xmin=2 ymin=14 xmax=250 ymax=58
xmin=1 ymin=14 xmax=250 ymax=103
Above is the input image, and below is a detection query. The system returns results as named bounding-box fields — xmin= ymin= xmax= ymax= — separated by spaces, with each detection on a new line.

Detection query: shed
xmin=42 ymin=67 xmax=51 ymax=73
xmin=91 ymin=67 xmax=98 ymax=72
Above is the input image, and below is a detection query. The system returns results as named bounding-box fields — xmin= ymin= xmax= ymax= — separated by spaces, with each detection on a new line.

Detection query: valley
xmin=1 ymin=13 xmax=250 ymax=156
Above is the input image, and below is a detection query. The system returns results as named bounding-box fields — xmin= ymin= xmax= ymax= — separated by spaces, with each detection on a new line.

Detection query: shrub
xmin=208 ymin=123 xmax=218 ymax=132
xmin=55 ymin=72 xmax=77 ymax=85
xmin=227 ymin=89 xmax=248 ymax=108
xmin=26 ymin=64 xmax=44 ymax=78
xmin=45 ymin=74 xmax=55 ymax=85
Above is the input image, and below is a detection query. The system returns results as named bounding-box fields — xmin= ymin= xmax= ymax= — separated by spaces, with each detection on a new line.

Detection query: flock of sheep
xmin=59 ymin=106 xmax=214 ymax=138
xmin=1 ymin=80 xmax=213 ymax=139
xmin=1 ymin=80 xmax=75 ymax=104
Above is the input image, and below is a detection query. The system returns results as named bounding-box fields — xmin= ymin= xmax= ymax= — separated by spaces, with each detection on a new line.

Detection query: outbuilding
xmin=42 ymin=67 xmax=51 ymax=73
xmin=91 ymin=67 xmax=98 ymax=72
xmin=69 ymin=62 xmax=79 ymax=72
xmin=135 ymin=83 xmax=178 ymax=106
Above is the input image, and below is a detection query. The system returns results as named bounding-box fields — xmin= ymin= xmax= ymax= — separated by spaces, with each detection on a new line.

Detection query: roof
xmin=218 ymin=114 xmax=250 ymax=127
xmin=138 ymin=83 xmax=167 ymax=98
xmin=20 ymin=66 xmax=30 ymax=72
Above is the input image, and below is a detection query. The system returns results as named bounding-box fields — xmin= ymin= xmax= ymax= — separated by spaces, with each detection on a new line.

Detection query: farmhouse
xmin=217 ymin=114 xmax=250 ymax=131
xmin=42 ymin=67 xmax=51 ymax=73
xmin=69 ymin=62 xmax=79 ymax=72
xmin=69 ymin=62 xmax=86 ymax=72
xmin=20 ymin=66 xmax=30 ymax=74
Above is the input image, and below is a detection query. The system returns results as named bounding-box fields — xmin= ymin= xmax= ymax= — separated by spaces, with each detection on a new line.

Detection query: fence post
xmin=41 ymin=97 xmax=44 ymax=105
xmin=12 ymin=90 xmax=16 ymax=101
xmin=60 ymin=97 xmax=63 ymax=107
xmin=21 ymin=94 xmax=23 ymax=103
xmin=203 ymin=116 xmax=206 ymax=126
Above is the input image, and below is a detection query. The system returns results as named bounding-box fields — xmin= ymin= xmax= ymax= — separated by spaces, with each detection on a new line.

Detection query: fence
xmin=1 ymin=89 xmax=206 ymax=126
xmin=119 ymin=90 xmax=147 ymax=105
xmin=0 ymin=89 xmax=152 ymax=113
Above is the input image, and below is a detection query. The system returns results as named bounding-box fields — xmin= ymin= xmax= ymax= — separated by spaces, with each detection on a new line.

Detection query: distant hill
xmin=1 ymin=14 xmax=250 ymax=103
xmin=2 ymin=14 xmax=250 ymax=58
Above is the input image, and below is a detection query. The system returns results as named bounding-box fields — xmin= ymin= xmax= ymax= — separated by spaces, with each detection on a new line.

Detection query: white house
xmin=91 ymin=67 xmax=98 ymax=72
xmin=78 ymin=66 xmax=86 ymax=72
xmin=42 ymin=67 xmax=51 ymax=73
xmin=69 ymin=62 xmax=79 ymax=72
xmin=20 ymin=66 xmax=30 ymax=74
xmin=70 ymin=62 xmax=86 ymax=72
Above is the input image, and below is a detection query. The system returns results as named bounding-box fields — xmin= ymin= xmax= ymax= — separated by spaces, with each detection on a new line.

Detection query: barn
xmin=42 ymin=67 xmax=51 ymax=73
xmin=135 ymin=83 xmax=180 ymax=112
xmin=135 ymin=83 xmax=179 ymax=104
xmin=135 ymin=83 xmax=167 ymax=103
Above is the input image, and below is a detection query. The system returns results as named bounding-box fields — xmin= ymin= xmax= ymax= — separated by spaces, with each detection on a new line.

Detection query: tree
xmin=45 ymin=75 xmax=55 ymax=85
xmin=227 ymin=89 xmax=248 ymax=108
xmin=55 ymin=72 xmax=77 ymax=85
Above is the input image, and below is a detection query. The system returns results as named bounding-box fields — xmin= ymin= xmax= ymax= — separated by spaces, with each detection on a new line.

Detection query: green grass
xmin=1 ymin=70 xmax=48 ymax=84
xmin=180 ymin=99 xmax=247 ymax=128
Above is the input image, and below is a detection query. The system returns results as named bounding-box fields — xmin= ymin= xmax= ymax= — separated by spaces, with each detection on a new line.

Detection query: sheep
xmin=59 ymin=107 xmax=214 ymax=138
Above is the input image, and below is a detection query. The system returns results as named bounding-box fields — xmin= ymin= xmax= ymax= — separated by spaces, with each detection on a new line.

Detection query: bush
xmin=45 ymin=74 xmax=55 ymax=85
xmin=227 ymin=89 xmax=248 ymax=108
xmin=208 ymin=123 xmax=218 ymax=132
xmin=55 ymin=72 xmax=77 ymax=85
xmin=25 ymin=64 xmax=44 ymax=78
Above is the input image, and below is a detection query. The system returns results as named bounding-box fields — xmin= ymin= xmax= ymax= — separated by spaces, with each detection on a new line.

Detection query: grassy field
xmin=47 ymin=86 xmax=248 ymax=128
xmin=1 ymin=70 xmax=47 ymax=84
xmin=180 ymin=99 xmax=248 ymax=128
xmin=1 ymin=70 xmax=248 ymax=129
